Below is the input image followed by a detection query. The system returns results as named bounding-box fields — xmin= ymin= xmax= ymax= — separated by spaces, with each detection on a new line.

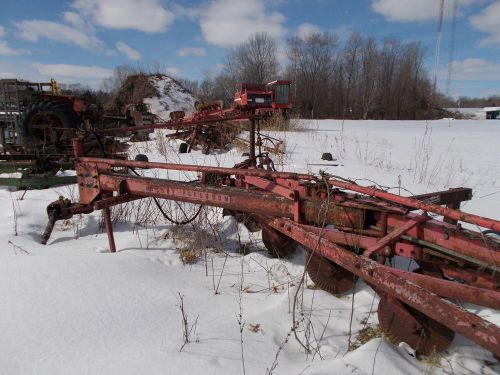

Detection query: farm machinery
xmin=39 ymin=135 xmax=500 ymax=359
xmin=98 ymin=79 xmax=293 ymax=154
xmin=0 ymin=78 xmax=291 ymax=188
xmin=0 ymin=79 xmax=164 ymax=188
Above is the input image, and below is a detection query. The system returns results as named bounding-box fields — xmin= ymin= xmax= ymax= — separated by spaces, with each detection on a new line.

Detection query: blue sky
xmin=1 ymin=0 xmax=500 ymax=97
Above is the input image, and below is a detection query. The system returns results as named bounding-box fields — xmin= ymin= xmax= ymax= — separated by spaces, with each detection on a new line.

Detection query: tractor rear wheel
xmin=20 ymin=101 xmax=80 ymax=144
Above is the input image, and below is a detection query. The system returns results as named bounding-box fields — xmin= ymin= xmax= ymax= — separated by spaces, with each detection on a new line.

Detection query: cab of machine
xmin=266 ymin=80 xmax=292 ymax=109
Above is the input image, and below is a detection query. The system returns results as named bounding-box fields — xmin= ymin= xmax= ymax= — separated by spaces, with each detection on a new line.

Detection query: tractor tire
xmin=19 ymin=101 xmax=80 ymax=144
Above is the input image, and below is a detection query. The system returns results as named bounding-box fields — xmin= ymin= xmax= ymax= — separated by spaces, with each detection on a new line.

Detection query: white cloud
xmin=296 ymin=23 xmax=321 ymax=39
xmin=470 ymin=2 xmax=500 ymax=47
xmin=198 ymin=0 xmax=286 ymax=47
xmin=371 ymin=0 xmax=481 ymax=22
xmin=178 ymin=47 xmax=206 ymax=57
xmin=0 ymin=41 xmax=27 ymax=56
xmin=116 ymin=41 xmax=141 ymax=60
xmin=0 ymin=25 xmax=28 ymax=56
xmin=72 ymin=0 xmax=174 ymax=33
xmin=32 ymin=62 xmax=112 ymax=79
xmin=444 ymin=58 xmax=500 ymax=80
xmin=63 ymin=11 xmax=88 ymax=30
xmin=15 ymin=19 xmax=102 ymax=50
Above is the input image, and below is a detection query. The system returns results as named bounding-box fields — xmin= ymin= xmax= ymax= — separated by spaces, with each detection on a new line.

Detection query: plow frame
xmin=41 ymin=140 xmax=500 ymax=358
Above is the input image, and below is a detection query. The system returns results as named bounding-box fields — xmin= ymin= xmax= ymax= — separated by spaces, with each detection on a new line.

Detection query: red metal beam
xmin=364 ymin=216 xmax=428 ymax=257
xmin=78 ymin=156 xmax=317 ymax=181
xmin=386 ymin=213 xmax=500 ymax=268
xmin=268 ymin=218 xmax=500 ymax=357
xmin=97 ymin=113 xmax=263 ymax=135
xmin=329 ymin=179 xmax=500 ymax=231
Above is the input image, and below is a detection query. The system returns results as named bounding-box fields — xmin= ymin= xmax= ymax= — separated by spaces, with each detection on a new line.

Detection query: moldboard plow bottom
xmin=42 ymin=139 xmax=500 ymax=358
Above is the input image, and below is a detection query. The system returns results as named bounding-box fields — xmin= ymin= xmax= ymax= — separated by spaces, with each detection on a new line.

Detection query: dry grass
xmin=349 ymin=325 xmax=384 ymax=351
xmin=179 ymin=249 xmax=200 ymax=265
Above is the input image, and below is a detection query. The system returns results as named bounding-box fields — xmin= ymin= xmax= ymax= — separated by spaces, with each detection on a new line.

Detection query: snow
xmin=0 ymin=119 xmax=498 ymax=375
xmin=143 ymin=75 xmax=197 ymax=121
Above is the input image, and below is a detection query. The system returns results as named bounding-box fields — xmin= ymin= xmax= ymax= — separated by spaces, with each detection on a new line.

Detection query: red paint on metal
xmin=268 ymin=217 xmax=500 ymax=357
xmin=364 ymin=216 xmax=428 ymax=257
xmin=329 ymin=178 xmax=500 ymax=231
xmin=386 ymin=213 xmax=500 ymax=267
xmin=244 ymin=175 xmax=295 ymax=200
xmin=78 ymin=157 xmax=316 ymax=181
xmin=103 ymin=206 xmax=116 ymax=253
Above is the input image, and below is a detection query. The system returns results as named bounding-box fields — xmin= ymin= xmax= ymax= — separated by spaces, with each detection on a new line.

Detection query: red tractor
xmin=234 ymin=80 xmax=291 ymax=118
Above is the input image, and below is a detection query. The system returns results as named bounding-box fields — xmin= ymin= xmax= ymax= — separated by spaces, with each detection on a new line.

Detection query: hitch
xmin=41 ymin=196 xmax=93 ymax=244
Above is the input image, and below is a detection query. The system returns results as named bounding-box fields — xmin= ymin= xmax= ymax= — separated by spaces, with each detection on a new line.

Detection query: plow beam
xmin=268 ymin=218 xmax=500 ymax=357
xmin=92 ymin=173 xmax=364 ymax=228
xmin=329 ymin=179 xmax=500 ymax=232
xmin=78 ymin=157 xmax=316 ymax=181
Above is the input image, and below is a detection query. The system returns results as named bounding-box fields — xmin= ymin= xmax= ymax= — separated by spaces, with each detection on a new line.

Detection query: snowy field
xmin=0 ymin=119 xmax=498 ymax=375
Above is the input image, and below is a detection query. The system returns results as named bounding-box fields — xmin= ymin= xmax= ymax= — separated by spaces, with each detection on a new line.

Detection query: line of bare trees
xmin=185 ymin=31 xmax=441 ymax=120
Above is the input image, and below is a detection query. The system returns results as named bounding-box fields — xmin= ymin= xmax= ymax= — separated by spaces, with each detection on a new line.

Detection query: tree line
xmin=64 ymin=32 xmax=488 ymax=120
xmin=440 ymin=95 xmax=500 ymax=109
xmin=182 ymin=31 xmax=442 ymax=120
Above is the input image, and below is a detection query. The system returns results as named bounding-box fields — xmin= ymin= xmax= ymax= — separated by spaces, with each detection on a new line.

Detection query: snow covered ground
xmin=0 ymin=119 xmax=498 ymax=375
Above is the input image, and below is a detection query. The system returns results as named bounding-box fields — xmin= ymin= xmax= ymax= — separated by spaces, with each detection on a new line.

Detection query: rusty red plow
xmin=42 ymin=139 xmax=500 ymax=358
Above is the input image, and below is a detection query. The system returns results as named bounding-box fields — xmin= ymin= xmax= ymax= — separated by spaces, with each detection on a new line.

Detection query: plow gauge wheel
xmin=261 ymin=224 xmax=297 ymax=258
xmin=306 ymin=251 xmax=356 ymax=295
xmin=377 ymin=295 xmax=455 ymax=356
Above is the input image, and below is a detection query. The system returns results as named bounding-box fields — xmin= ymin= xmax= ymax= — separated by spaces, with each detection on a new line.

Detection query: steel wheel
xmin=306 ymin=251 xmax=356 ymax=294
xmin=261 ymin=224 xmax=297 ymax=258
xmin=377 ymin=295 xmax=454 ymax=356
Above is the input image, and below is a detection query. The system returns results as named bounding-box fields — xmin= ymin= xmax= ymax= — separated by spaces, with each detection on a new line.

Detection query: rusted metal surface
xmin=377 ymin=294 xmax=455 ymax=356
xmin=103 ymin=206 xmax=116 ymax=253
xmin=76 ymin=162 xmax=101 ymax=205
xmin=385 ymin=267 xmax=500 ymax=309
xmin=40 ymin=150 xmax=500 ymax=358
xmin=364 ymin=216 xmax=428 ymax=257
xmin=78 ymin=156 xmax=317 ymax=180
xmin=412 ymin=187 xmax=472 ymax=207
xmin=385 ymin=213 xmax=500 ymax=267
xmin=268 ymin=217 xmax=500 ymax=357
xmin=329 ymin=178 xmax=500 ymax=231
xmin=98 ymin=111 xmax=260 ymax=135
xmin=244 ymin=175 xmax=296 ymax=200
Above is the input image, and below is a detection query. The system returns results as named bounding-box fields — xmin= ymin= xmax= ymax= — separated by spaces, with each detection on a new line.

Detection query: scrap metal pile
xmin=41 ymin=135 xmax=500 ymax=358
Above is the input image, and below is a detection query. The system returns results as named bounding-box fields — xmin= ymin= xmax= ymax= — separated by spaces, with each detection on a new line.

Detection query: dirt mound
xmin=105 ymin=74 xmax=197 ymax=119
xmin=143 ymin=75 xmax=198 ymax=120
xmin=105 ymin=74 xmax=156 ymax=114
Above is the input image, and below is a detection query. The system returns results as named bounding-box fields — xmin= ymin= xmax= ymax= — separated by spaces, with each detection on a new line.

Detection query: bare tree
xmin=287 ymin=32 xmax=339 ymax=118
xmin=342 ymin=33 xmax=363 ymax=118
xmin=225 ymin=32 xmax=280 ymax=84
xmin=359 ymin=37 xmax=379 ymax=119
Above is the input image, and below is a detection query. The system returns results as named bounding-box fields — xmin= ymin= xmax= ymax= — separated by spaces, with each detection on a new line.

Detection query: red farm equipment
xmin=98 ymin=81 xmax=293 ymax=155
xmin=40 ymin=136 xmax=500 ymax=359
xmin=234 ymin=80 xmax=292 ymax=117
xmin=0 ymin=78 xmax=155 ymax=189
